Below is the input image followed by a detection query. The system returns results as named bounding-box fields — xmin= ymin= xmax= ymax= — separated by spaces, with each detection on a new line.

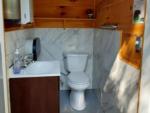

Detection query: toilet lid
xmin=68 ymin=72 xmax=89 ymax=85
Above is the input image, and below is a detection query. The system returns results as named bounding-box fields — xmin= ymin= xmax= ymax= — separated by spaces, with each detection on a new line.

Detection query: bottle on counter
xmin=13 ymin=49 xmax=21 ymax=74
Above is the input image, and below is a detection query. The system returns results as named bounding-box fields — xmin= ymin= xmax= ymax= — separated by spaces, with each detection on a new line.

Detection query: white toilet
xmin=65 ymin=53 xmax=90 ymax=111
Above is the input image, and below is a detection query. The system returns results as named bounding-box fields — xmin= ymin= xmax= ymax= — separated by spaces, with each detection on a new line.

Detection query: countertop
xmin=8 ymin=61 xmax=61 ymax=78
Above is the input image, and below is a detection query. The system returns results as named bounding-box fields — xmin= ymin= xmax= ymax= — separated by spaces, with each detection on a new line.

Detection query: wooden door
xmin=9 ymin=77 xmax=59 ymax=113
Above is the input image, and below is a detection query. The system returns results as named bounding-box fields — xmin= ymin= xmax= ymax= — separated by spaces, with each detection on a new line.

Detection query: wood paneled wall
xmin=96 ymin=0 xmax=145 ymax=69
xmin=33 ymin=0 xmax=95 ymax=18
xmin=4 ymin=0 xmax=96 ymax=30
xmin=32 ymin=0 xmax=96 ymax=28
xmin=33 ymin=18 xmax=96 ymax=28
xmin=96 ymin=0 xmax=133 ymax=26
xmin=119 ymin=24 xmax=144 ymax=69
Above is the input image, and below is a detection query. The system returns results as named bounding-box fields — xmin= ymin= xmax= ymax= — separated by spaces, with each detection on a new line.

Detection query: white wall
xmin=93 ymin=29 xmax=121 ymax=89
xmin=0 ymin=0 xmax=7 ymax=112
xmin=0 ymin=46 xmax=4 ymax=113
xmin=139 ymin=0 xmax=150 ymax=113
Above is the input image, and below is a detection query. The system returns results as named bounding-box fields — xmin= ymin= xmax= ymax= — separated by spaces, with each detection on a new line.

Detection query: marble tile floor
xmin=60 ymin=89 xmax=102 ymax=113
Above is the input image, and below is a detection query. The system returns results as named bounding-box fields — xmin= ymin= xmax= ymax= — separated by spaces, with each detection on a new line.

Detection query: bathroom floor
xmin=60 ymin=90 xmax=102 ymax=113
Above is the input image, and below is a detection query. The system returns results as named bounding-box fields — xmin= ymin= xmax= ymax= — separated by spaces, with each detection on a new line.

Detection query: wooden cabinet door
xmin=9 ymin=77 xmax=59 ymax=113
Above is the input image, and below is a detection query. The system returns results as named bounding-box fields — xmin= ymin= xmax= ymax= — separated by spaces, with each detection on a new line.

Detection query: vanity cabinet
xmin=9 ymin=77 xmax=59 ymax=113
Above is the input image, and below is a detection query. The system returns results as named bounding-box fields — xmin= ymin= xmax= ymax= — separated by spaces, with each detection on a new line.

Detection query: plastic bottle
xmin=13 ymin=49 xmax=21 ymax=74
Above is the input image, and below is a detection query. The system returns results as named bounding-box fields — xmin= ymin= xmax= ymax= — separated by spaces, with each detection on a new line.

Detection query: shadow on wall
xmin=102 ymin=56 xmax=139 ymax=113
xmin=93 ymin=29 xmax=140 ymax=113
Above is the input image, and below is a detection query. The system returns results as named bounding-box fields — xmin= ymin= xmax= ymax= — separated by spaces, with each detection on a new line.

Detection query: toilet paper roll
xmin=25 ymin=39 xmax=33 ymax=54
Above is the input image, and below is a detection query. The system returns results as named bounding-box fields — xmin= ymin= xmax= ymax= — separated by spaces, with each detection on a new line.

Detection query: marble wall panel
xmin=5 ymin=29 xmax=34 ymax=68
xmin=5 ymin=28 xmax=94 ymax=90
xmin=139 ymin=0 xmax=150 ymax=113
xmin=33 ymin=28 xmax=94 ymax=89
xmin=93 ymin=29 xmax=140 ymax=113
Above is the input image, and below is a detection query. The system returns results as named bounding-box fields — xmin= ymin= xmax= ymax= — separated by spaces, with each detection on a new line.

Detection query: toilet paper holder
xmin=25 ymin=38 xmax=41 ymax=61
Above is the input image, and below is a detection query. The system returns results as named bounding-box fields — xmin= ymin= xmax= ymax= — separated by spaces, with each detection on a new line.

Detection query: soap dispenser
xmin=13 ymin=49 xmax=21 ymax=74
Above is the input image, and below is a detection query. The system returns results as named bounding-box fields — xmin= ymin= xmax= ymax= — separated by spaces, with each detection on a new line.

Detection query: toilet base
xmin=70 ymin=90 xmax=86 ymax=111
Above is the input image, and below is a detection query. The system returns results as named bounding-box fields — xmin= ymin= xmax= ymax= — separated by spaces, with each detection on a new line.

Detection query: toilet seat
xmin=68 ymin=72 xmax=89 ymax=85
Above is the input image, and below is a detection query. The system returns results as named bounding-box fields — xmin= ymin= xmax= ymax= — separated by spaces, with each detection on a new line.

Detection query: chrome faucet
xmin=22 ymin=54 xmax=33 ymax=68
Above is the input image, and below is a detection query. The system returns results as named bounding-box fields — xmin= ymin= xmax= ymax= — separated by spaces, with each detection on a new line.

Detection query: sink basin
xmin=9 ymin=61 xmax=60 ymax=78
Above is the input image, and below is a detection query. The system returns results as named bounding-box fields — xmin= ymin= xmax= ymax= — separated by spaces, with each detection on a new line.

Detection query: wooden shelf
xmin=4 ymin=23 xmax=34 ymax=32
xmin=34 ymin=17 xmax=96 ymax=21
xmin=33 ymin=18 xmax=96 ymax=28
xmin=5 ymin=18 xmax=96 ymax=31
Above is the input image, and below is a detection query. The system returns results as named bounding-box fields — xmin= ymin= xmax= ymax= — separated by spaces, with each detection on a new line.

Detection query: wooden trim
xmin=118 ymin=24 xmax=145 ymax=35
xmin=5 ymin=23 xmax=34 ymax=32
xmin=119 ymin=56 xmax=140 ymax=69
xmin=5 ymin=18 xmax=96 ymax=31
xmin=34 ymin=17 xmax=96 ymax=21
xmin=33 ymin=18 xmax=96 ymax=28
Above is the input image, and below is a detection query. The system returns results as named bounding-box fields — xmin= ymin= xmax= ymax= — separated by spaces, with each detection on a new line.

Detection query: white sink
xmin=9 ymin=61 xmax=60 ymax=78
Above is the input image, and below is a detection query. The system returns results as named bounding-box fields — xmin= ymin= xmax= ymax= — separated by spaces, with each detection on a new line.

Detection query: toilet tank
xmin=66 ymin=53 xmax=88 ymax=72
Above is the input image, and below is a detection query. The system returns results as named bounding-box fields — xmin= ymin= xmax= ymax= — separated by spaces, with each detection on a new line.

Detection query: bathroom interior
xmin=0 ymin=0 xmax=150 ymax=113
